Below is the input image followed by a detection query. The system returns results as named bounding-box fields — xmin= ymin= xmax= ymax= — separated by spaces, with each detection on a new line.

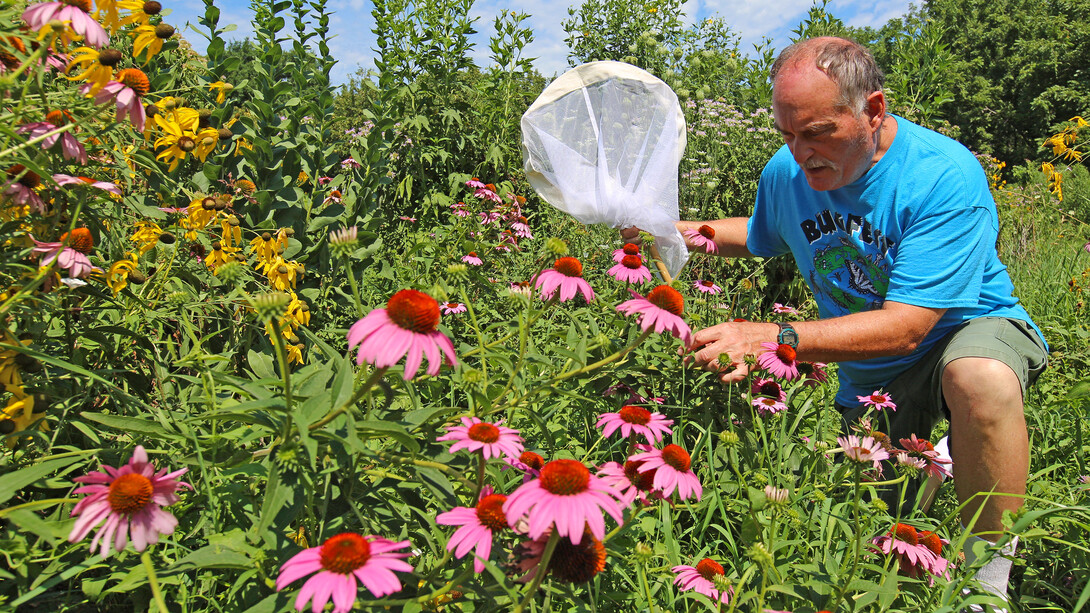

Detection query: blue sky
xmin=165 ymin=0 xmax=915 ymax=86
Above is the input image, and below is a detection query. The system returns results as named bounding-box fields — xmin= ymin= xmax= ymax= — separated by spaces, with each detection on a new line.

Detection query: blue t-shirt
xmin=746 ymin=115 xmax=1044 ymax=405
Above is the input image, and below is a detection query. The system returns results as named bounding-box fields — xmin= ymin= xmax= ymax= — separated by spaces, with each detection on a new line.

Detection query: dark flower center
xmin=178 ymin=136 xmax=196 ymax=152
xmin=775 ymin=344 xmax=797 ymax=363
xmin=647 ymin=285 xmax=684 ymax=316
xmin=62 ymin=0 xmax=92 ymax=12
xmin=620 ymin=254 xmax=642 ymax=270
xmin=660 ymin=444 xmax=691 ymax=472
xmin=549 ymin=532 xmax=607 ymax=583
xmin=8 ymin=165 xmax=39 ymax=188
xmin=917 ymin=530 xmax=943 ymax=555
xmin=696 ymin=558 xmax=724 ymax=580
xmin=618 ymin=405 xmax=651 ymax=425
xmin=319 ymin=533 xmax=371 ymax=574
xmin=623 ymin=460 xmax=656 ymax=490
xmin=475 ymin=494 xmax=507 ymax=531
xmin=107 ymin=473 xmax=153 ymax=515
xmin=698 ymin=224 xmax=715 ymax=239
xmin=143 ymin=1 xmax=162 ymax=14
xmin=117 ymin=68 xmax=150 ymax=97
xmin=386 ymin=289 xmax=440 ymax=334
xmin=554 ymin=257 xmax=583 ymax=277
xmin=61 ymin=227 xmax=94 ymax=253
xmin=519 ymin=451 xmax=544 ymax=470
xmin=154 ymin=23 xmax=175 ymax=39
xmin=700 ymin=280 xmax=715 ymax=288
xmin=622 ymin=243 xmax=640 ymax=255
xmin=893 ymin=523 xmax=919 ymax=545
xmin=539 ymin=459 xmax=590 ymax=495
xmin=757 ymin=381 xmax=781 ymax=397
xmin=467 ymin=422 xmax=500 ymax=444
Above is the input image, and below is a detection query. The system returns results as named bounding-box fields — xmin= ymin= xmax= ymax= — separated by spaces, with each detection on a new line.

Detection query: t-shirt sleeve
xmin=746 ymin=156 xmax=791 ymax=258
xmin=884 ymin=166 xmax=996 ymax=309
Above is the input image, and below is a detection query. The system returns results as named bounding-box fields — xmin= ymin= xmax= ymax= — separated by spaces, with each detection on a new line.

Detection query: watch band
xmin=776 ymin=322 xmax=799 ymax=349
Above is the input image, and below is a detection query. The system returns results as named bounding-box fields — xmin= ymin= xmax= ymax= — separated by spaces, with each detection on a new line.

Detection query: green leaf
xmin=0 ymin=451 xmax=96 ymax=505
xmin=80 ymin=412 xmax=181 ymax=441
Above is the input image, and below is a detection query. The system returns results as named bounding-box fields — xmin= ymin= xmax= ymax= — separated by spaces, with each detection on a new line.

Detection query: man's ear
xmin=865 ymin=90 xmax=886 ymax=128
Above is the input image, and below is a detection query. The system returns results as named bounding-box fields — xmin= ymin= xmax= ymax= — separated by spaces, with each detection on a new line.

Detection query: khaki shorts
xmin=837 ymin=317 xmax=1049 ymax=443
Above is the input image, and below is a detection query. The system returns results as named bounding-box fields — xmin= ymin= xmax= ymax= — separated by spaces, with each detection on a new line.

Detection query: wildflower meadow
xmin=0 ymin=0 xmax=1088 ymax=612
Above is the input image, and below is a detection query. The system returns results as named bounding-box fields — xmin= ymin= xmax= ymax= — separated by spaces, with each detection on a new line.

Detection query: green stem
xmin=270 ymin=323 xmax=293 ymax=417
xmin=0 ymin=123 xmax=76 ymax=160
xmin=513 ymin=531 xmax=560 ymax=613
xmin=638 ymin=561 xmax=657 ymax=613
xmin=344 ymin=258 xmax=365 ymax=317
xmin=141 ymin=551 xmax=169 ymax=612
xmin=828 ymin=463 xmax=864 ymax=610
xmin=475 ymin=452 xmax=486 ymax=497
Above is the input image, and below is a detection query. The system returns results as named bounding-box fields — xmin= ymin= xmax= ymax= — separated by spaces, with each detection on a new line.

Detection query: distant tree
xmin=924 ymin=0 xmax=1090 ymax=163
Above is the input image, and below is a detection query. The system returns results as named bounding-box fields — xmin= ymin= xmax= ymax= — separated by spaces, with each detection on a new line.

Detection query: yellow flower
xmin=130 ymin=23 xmax=174 ymax=62
xmin=106 ymin=253 xmax=140 ymax=293
xmin=207 ymin=80 xmax=233 ymax=104
xmin=193 ymin=127 xmax=220 ymax=162
xmin=129 ymin=220 xmax=162 ymax=255
xmin=204 ymin=240 xmax=236 ymax=273
xmin=0 ymin=335 xmax=31 ymax=395
xmin=249 ymin=232 xmax=279 ymax=262
xmin=221 ymin=215 xmax=242 ymax=249
xmin=2 ymin=392 xmax=47 ymax=448
xmin=153 ymin=114 xmax=200 ymax=171
xmin=275 ymin=227 xmax=295 ymax=253
xmin=95 ymin=0 xmax=124 ymax=33
xmin=285 ymin=295 xmax=310 ymax=329
xmin=266 ymin=259 xmax=303 ymax=291
xmin=1072 ymin=116 xmax=1088 ymax=128
xmin=65 ymin=47 xmax=122 ymax=93
xmin=119 ymin=0 xmax=162 ymax=28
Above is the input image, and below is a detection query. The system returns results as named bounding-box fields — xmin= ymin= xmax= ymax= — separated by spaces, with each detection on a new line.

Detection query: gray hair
xmin=770 ymin=37 xmax=885 ymax=113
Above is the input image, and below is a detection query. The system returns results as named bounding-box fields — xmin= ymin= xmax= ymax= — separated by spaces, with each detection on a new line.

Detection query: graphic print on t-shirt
xmin=803 ymin=209 xmax=892 ymax=315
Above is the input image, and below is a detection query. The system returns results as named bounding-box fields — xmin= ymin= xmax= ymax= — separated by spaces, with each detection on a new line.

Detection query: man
xmin=625 ymin=37 xmax=1047 ymax=609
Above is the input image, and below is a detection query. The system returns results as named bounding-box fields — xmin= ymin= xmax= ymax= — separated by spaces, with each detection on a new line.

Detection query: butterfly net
xmin=521 ymin=61 xmax=689 ymax=277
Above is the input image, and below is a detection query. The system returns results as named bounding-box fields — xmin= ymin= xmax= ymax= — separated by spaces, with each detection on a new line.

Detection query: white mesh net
xmin=521 ymin=61 xmax=689 ymax=277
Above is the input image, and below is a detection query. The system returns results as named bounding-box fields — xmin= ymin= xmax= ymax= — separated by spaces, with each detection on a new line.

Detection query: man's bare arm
xmin=687 ymin=301 xmax=947 ymax=382
xmin=620 ymin=217 xmax=755 ymax=258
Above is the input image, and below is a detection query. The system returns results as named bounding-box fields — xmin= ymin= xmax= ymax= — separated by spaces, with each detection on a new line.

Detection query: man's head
xmin=770 ymin=37 xmax=889 ymax=191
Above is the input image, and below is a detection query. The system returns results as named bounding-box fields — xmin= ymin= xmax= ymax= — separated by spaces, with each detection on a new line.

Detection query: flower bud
xmin=544 ymin=237 xmax=568 ymax=257
xmin=252 ymin=292 xmax=290 ymax=321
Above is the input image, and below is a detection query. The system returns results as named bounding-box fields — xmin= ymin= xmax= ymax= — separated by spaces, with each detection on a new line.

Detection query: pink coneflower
xmin=275 ymin=532 xmax=412 ymax=612
xmin=798 ymin=361 xmax=828 ymax=388
xmin=871 ymin=524 xmax=948 ymax=581
xmin=465 ymin=177 xmax=486 ymax=189
xmin=673 ymin=558 xmax=731 ymax=604
xmin=597 ymin=448 xmax=660 ymax=507
xmin=616 ymin=285 xmax=693 ymax=347
xmin=607 ymin=254 xmax=652 ymax=284
xmin=452 ymin=202 xmax=472 ymax=218
xmin=347 ymin=289 xmax=457 ymax=380
xmin=683 ymin=224 xmax=718 ymax=254
xmin=437 ymin=417 xmax=524 ymax=460
xmin=474 ymin=185 xmax=502 ymax=203
xmin=896 ymin=452 xmax=927 ymax=470
xmin=83 ymin=69 xmax=148 ymax=132
xmin=694 ymin=279 xmax=721 ymax=294
xmin=596 ymin=405 xmax=673 ymax=444
xmin=511 ymin=216 xmax=532 ymax=239
xmin=4 ymin=165 xmax=46 ymax=213
xmin=513 ymin=529 xmax=607 ymax=584
xmin=31 ymin=228 xmax=97 ymax=278
xmin=53 ymin=174 xmax=120 ymax=195
xmin=440 ymin=302 xmax=466 ymax=315
xmin=898 ymin=434 xmax=952 ymax=479
xmin=751 ymin=377 xmax=786 ymax=402
xmin=461 ymin=252 xmax=482 ymax=266
xmin=340 ymin=157 xmax=362 ymax=169
xmin=317 ymin=176 xmax=333 ymax=185
xmin=502 ymin=458 xmax=625 ymax=544
xmin=67 ymin=445 xmax=190 ymax=557
xmin=23 ymin=0 xmax=109 ymax=48
xmin=323 ymin=190 xmax=342 ymax=205
xmin=437 ymin=492 xmax=508 ymax=572
xmin=535 ymin=257 xmax=594 ymax=303
xmin=613 ymin=242 xmax=641 ymax=263
xmin=857 ymin=390 xmax=896 ymax=412
xmin=837 ymin=435 xmax=890 ymax=470
xmin=17 ymin=114 xmax=87 ymax=164
xmin=772 ymin=302 xmax=798 ymax=315
xmin=757 ymin=342 xmax=800 ymax=380
xmin=629 ymin=444 xmax=702 ymax=501
xmin=398 ymin=215 xmax=416 ymax=223
xmin=752 ymin=396 xmax=788 ymax=416
xmin=504 ymin=450 xmax=545 ymax=482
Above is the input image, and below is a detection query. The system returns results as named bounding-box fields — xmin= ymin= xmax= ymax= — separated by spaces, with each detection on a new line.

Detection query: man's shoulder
xmin=894 ymin=117 xmax=980 ymax=171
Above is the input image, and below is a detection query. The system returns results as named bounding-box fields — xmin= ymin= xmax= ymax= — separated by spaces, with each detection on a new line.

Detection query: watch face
xmin=778 ymin=324 xmax=798 ymax=347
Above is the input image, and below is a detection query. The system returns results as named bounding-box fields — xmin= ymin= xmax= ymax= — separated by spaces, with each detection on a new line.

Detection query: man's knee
xmin=942 ymin=357 xmax=1024 ymax=426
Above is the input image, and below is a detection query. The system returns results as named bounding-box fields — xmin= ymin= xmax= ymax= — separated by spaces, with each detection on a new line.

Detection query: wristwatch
xmin=776 ymin=322 xmax=799 ymax=349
